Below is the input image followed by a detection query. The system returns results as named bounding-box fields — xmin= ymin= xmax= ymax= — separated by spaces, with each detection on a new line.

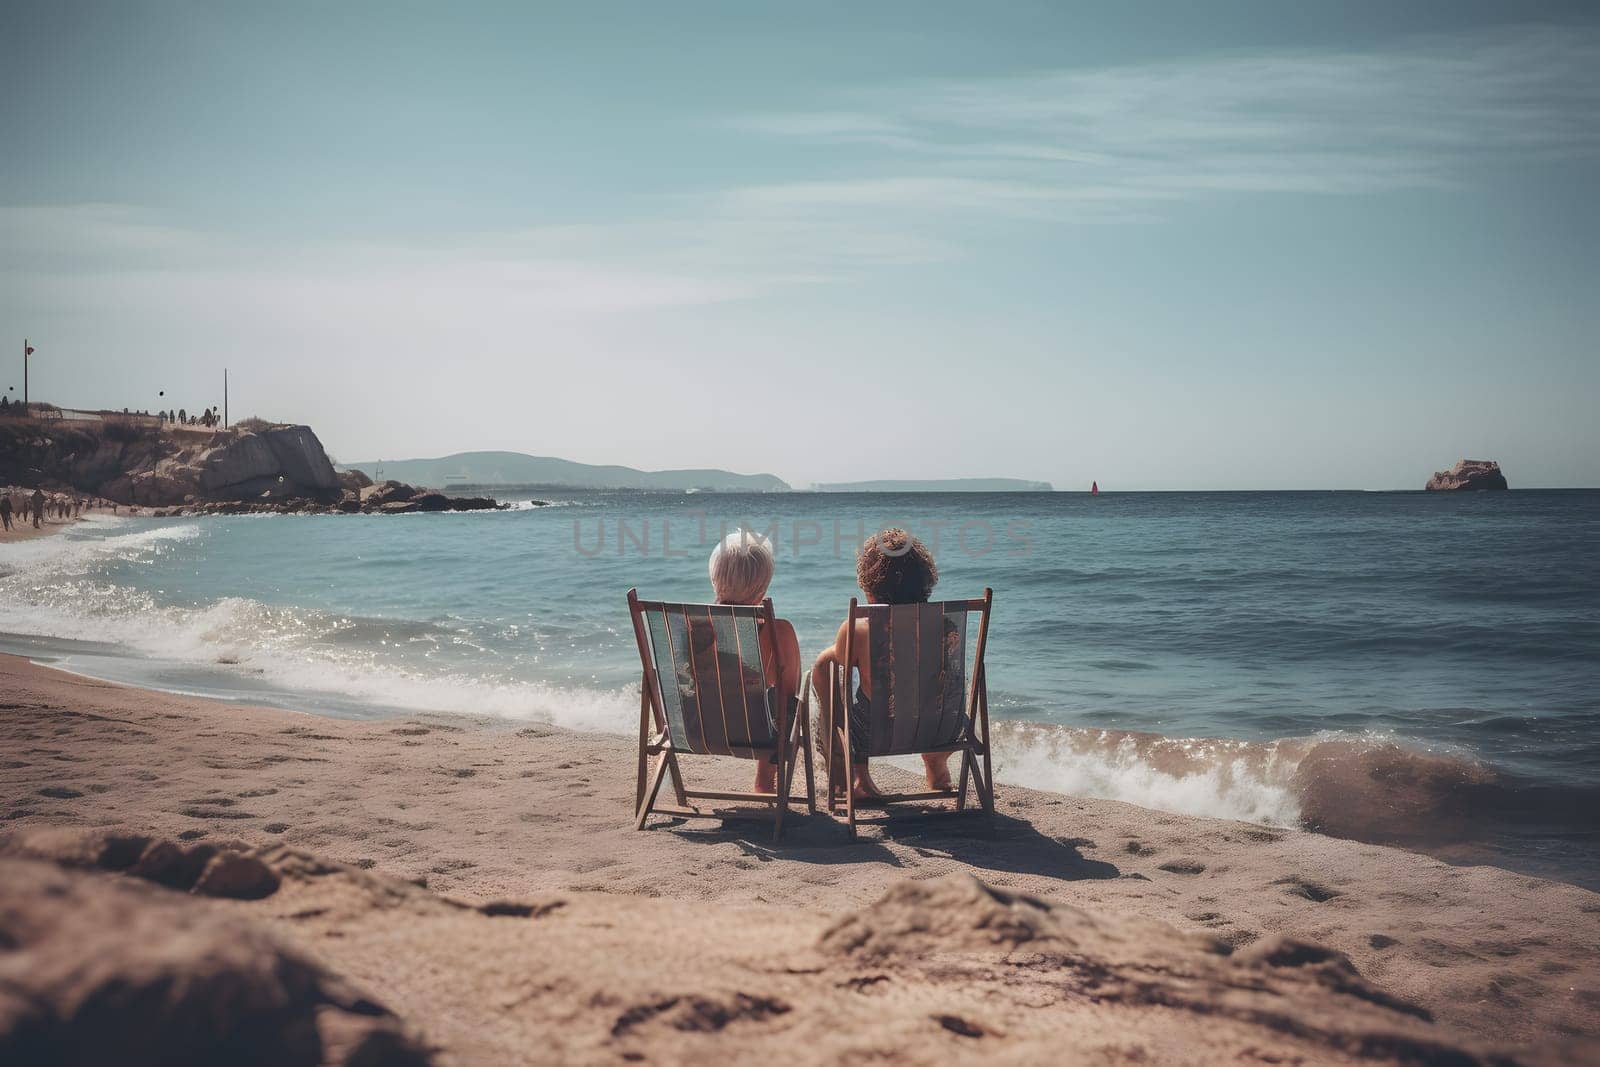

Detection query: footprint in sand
xmin=1158 ymin=859 xmax=1207 ymax=875
xmin=38 ymin=786 xmax=83 ymax=799
xmin=391 ymin=726 xmax=431 ymax=736
xmin=179 ymin=808 xmax=258 ymax=820
xmin=934 ymin=1014 xmax=986 ymax=1039
xmin=179 ymin=799 xmax=259 ymax=820
xmin=1274 ymin=876 xmax=1341 ymax=903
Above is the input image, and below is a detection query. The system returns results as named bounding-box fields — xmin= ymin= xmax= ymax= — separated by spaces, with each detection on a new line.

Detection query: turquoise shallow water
xmin=2 ymin=490 xmax=1596 ymax=887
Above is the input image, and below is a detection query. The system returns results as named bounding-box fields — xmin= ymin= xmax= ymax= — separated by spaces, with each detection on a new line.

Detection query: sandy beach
xmin=1 ymin=653 xmax=1595 ymax=1064
xmin=0 ymin=512 xmax=77 ymax=542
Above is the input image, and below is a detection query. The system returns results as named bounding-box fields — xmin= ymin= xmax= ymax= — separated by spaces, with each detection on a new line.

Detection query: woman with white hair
xmin=708 ymin=528 xmax=801 ymax=795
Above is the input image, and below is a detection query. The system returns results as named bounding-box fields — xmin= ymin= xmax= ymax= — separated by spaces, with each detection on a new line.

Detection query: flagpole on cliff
xmin=23 ymin=339 xmax=31 ymax=409
xmin=224 ymin=368 xmax=228 ymax=428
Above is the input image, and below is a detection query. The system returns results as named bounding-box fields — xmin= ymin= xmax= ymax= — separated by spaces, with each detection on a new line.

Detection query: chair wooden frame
xmin=821 ymin=588 xmax=994 ymax=837
xmin=627 ymin=588 xmax=815 ymax=840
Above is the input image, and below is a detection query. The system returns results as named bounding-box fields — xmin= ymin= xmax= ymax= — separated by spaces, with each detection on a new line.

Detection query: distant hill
xmin=343 ymin=451 xmax=790 ymax=492
xmin=814 ymin=478 xmax=1054 ymax=492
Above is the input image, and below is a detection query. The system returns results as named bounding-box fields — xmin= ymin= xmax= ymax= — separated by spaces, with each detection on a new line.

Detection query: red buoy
xmin=1091 ymin=480 xmax=1099 ymax=496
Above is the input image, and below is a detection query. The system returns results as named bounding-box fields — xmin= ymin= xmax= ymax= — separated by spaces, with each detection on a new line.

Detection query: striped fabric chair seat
xmin=821 ymin=589 xmax=994 ymax=836
xmin=627 ymin=590 xmax=814 ymax=839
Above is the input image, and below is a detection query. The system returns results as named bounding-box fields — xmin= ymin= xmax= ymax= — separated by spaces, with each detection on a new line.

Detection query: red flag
xmin=24 ymin=346 xmax=33 ymax=355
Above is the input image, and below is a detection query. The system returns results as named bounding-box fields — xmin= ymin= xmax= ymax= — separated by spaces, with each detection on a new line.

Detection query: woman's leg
xmin=922 ymin=752 xmax=954 ymax=790
xmin=812 ymin=646 xmax=884 ymax=800
xmin=752 ymin=672 xmax=798 ymax=795
xmin=810 ymin=647 xmax=840 ymax=793
xmin=754 ymin=756 xmax=777 ymax=794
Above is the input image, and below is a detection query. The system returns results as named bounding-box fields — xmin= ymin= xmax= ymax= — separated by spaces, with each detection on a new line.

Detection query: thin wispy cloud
xmin=732 ymin=24 xmax=1600 ymax=212
xmin=0 ymin=203 xmax=956 ymax=322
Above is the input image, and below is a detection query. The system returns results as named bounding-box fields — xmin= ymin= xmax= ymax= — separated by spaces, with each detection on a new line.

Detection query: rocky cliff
xmin=1425 ymin=459 xmax=1508 ymax=491
xmin=0 ymin=420 xmax=343 ymax=505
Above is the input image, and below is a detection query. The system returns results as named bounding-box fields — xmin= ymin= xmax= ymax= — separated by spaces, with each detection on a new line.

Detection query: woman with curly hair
xmin=812 ymin=528 xmax=954 ymax=800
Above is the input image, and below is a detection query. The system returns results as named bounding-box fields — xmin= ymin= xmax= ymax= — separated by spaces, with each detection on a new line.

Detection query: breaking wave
xmin=988 ymin=720 xmax=1598 ymax=850
xmin=0 ymin=519 xmax=633 ymax=735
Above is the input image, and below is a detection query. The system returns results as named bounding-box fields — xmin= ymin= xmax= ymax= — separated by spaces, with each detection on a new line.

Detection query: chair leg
xmin=798 ymin=687 xmax=816 ymax=814
xmin=635 ymin=687 xmax=652 ymax=814
xmin=956 ymin=747 xmax=973 ymax=812
xmin=831 ymin=661 xmax=857 ymax=838
xmin=634 ymin=753 xmax=670 ymax=831
xmin=977 ymin=672 xmax=995 ymax=816
xmin=781 ymin=700 xmax=804 ymax=810
xmin=840 ymin=725 xmax=856 ymax=839
xmin=822 ymin=662 xmax=840 ymax=814
xmin=965 ymin=756 xmax=989 ymax=814
xmin=773 ymin=745 xmax=790 ymax=843
xmin=665 ymin=748 xmax=689 ymax=807
xmin=772 ymin=698 xmax=790 ymax=842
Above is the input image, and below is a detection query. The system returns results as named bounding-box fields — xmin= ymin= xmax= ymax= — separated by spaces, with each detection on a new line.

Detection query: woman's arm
xmin=773 ymin=618 xmax=802 ymax=696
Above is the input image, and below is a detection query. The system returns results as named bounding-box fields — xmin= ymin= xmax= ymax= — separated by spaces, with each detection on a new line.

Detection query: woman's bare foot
xmin=923 ymin=753 xmax=954 ymax=791
xmin=852 ymin=765 xmax=884 ymax=801
xmin=754 ymin=760 xmax=777 ymax=795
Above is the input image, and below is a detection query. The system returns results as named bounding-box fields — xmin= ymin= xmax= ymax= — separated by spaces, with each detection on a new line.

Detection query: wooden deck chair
xmin=820 ymin=588 xmax=994 ymax=837
xmin=627 ymin=589 xmax=815 ymax=840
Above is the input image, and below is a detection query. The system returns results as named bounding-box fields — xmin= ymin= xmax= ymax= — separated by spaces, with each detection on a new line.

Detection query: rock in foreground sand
xmin=0 ymin=852 xmax=430 ymax=1067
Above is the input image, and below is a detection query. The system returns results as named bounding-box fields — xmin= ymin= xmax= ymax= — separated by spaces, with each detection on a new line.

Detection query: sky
xmin=2 ymin=1 xmax=1597 ymax=489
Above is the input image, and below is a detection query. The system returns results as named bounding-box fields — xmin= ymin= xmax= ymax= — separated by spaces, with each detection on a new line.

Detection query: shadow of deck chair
xmin=820 ymin=588 xmax=994 ymax=838
xmin=627 ymin=588 xmax=815 ymax=840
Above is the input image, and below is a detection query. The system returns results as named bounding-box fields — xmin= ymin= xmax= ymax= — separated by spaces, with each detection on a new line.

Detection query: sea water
xmin=2 ymin=490 xmax=1596 ymax=887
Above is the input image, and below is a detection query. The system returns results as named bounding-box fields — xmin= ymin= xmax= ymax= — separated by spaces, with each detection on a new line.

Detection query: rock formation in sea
xmin=1424 ymin=459 xmax=1508 ymax=491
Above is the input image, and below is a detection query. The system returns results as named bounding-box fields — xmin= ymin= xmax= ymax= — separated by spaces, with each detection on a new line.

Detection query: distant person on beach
xmin=705 ymin=529 xmax=801 ymax=794
xmin=812 ymin=528 xmax=955 ymax=800
xmin=30 ymin=489 xmax=45 ymax=528
xmin=0 ymin=495 xmax=11 ymax=531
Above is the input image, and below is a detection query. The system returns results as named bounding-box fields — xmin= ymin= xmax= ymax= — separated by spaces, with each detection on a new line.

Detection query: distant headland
xmin=344 ymin=451 xmax=790 ymax=493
